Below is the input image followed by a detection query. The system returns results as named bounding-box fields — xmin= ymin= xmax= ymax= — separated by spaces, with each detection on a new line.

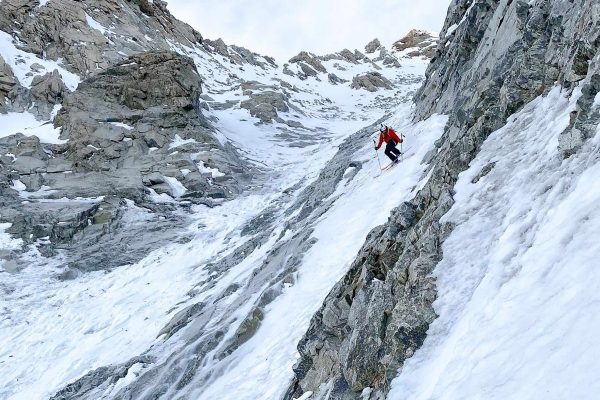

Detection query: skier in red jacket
xmin=375 ymin=125 xmax=402 ymax=163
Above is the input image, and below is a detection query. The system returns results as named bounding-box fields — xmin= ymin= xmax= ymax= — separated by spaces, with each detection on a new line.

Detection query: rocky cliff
xmin=286 ymin=1 xmax=600 ymax=399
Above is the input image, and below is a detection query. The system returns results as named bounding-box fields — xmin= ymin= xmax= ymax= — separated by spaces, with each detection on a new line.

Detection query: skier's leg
xmin=390 ymin=140 xmax=401 ymax=156
xmin=385 ymin=142 xmax=398 ymax=161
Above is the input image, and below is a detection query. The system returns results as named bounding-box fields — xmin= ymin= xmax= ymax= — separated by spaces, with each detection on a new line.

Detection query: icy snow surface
xmin=389 ymin=86 xmax=600 ymax=399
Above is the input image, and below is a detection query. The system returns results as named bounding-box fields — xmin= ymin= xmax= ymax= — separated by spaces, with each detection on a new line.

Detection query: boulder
xmin=289 ymin=51 xmax=327 ymax=73
xmin=365 ymin=38 xmax=381 ymax=54
xmin=240 ymin=90 xmax=290 ymax=122
xmin=350 ymin=72 xmax=392 ymax=92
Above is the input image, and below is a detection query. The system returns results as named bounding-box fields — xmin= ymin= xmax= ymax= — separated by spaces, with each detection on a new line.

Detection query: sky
xmin=165 ymin=0 xmax=451 ymax=62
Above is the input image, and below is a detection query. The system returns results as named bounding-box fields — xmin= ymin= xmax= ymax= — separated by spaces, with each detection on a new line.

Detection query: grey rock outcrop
xmin=241 ymin=90 xmax=290 ymax=122
xmin=0 ymin=50 xmax=248 ymax=271
xmin=393 ymin=29 xmax=437 ymax=58
xmin=350 ymin=72 xmax=392 ymax=92
xmin=364 ymin=38 xmax=381 ymax=54
xmin=5 ymin=0 xmax=203 ymax=77
xmin=203 ymin=39 xmax=276 ymax=69
xmin=29 ymin=69 xmax=68 ymax=117
xmin=339 ymin=49 xmax=360 ymax=64
xmin=30 ymin=70 xmax=67 ymax=104
xmin=287 ymin=0 xmax=600 ymax=399
xmin=0 ymin=0 xmax=36 ymax=33
xmin=0 ymin=56 xmax=17 ymax=106
xmin=55 ymin=50 xmax=245 ymax=197
xmin=289 ymin=51 xmax=327 ymax=73
xmin=328 ymin=73 xmax=347 ymax=85
xmin=298 ymin=62 xmax=319 ymax=79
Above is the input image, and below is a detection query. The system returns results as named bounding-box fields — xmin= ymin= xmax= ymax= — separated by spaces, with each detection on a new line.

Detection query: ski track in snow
xmin=389 ymin=86 xmax=600 ymax=399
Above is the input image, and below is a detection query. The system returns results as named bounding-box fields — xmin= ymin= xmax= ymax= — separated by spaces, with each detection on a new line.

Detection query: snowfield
xmin=389 ymin=86 xmax=600 ymax=399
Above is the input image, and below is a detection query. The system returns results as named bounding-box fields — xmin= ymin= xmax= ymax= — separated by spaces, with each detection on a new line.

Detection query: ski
xmin=374 ymin=152 xmax=417 ymax=178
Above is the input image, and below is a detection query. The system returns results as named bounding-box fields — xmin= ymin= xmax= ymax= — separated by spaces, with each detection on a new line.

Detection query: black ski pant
xmin=384 ymin=140 xmax=401 ymax=161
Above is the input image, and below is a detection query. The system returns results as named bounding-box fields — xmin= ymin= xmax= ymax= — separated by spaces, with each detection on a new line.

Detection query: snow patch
xmin=0 ymin=112 xmax=66 ymax=144
xmin=163 ymin=176 xmax=187 ymax=197
xmin=0 ymin=223 xmax=23 ymax=267
xmin=169 ymin=134 xmax=197 ymax=149
xmin=11 ymin=181 xmax=58 ymax=199
xmin=85 ymin=13 xmax=108 ymax=35
xmin=146 ymin=188 xmax=175 ymax=203
xmin=110 ymin=122 xmax=134 ymax=130
xmin=593 ymin=91 xmax=600 ymax=108
xmin=0 ymin=31 xmax=80 ymax=90
xmin=197 ymin=160 xmax=225 ymax=178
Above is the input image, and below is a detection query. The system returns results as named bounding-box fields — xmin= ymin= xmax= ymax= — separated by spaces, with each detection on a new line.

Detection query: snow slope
xmin=389 ymin=86 xmax=600 ymax=399
xmin=196 ymin=112 xmax=447 ymax=400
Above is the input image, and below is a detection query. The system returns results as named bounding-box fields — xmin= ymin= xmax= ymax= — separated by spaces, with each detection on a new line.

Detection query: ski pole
xmin=400 ymin=133 xmax=404 ymax=161
xmin=372 ymin=138 xmax=382 ymax=170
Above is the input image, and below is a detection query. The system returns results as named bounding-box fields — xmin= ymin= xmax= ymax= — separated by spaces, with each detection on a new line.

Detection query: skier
xmin=375 ymin=124 xmax=402 ymax=163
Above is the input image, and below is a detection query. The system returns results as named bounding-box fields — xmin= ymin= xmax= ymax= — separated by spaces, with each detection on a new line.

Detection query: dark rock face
xmin=286 ymin=1 xmax=600 ymax=399
xmin=0 ymin=56 xmax=17 ymax=104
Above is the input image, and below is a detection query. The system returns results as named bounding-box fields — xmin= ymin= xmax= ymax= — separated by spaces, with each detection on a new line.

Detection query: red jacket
xmin=376 ymin=127 xmax=402 ymax=149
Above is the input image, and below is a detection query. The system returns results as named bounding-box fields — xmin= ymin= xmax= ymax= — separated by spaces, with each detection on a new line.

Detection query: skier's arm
xmin=390 ymin=129 xmax=401 ymax=143
xmin=375 ymin=133 xmax=383 ymax=149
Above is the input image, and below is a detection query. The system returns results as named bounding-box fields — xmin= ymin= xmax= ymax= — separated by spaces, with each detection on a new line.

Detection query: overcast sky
xmin=166 ymin=0 xmax=451 ymax=62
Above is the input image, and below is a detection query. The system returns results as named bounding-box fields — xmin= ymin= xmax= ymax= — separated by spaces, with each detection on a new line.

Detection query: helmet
xmin=380 ymin=125 xmax=386 ymax=132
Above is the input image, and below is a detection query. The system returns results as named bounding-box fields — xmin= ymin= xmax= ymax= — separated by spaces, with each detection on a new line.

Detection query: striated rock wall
xmin=287 ymin=1 xmax=600 ymax=399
